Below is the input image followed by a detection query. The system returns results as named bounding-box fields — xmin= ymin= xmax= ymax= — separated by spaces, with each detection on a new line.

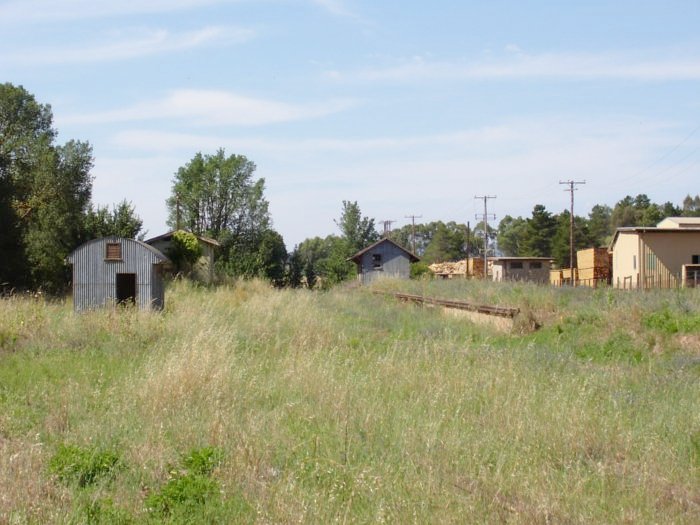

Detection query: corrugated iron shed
xmin=67 ymin=237 xmax=169 ymax=311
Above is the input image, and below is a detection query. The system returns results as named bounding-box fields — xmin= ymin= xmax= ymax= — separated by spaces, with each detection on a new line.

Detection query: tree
xmin=286 ymin=248 xmax=304 ymax=288
xmin=295 ymin=234 xmax=355 ymax=287
xmin=0 ymin=84 xmax=93 ymax=292
xmin=682 ymin=194 xmax=700 ymax=216
xmin=254 ymin=229 xmax=287 ymax=286
xmin=522 ymin=204 xmax=557 ymax=257
xmin=422 ymin=221 xmax=467 ymax=263
xmin=335 ymin=201 xmax=378 ymax=254
xmin=497 ymin=215 xmax=527 ymax=256
xmin=85 ymin=200 xmax=143 ymax=239
xmin=550 ymin=210 xmax=591 ymax=268
xmin=587 ymin=204 xmax=612 ymax=247
xmin=167 ymin=149 xmax=274 ymax=280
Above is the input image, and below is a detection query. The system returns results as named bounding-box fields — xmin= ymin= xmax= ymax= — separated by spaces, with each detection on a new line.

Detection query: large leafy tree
xmin=497 ymin=215 xmax=528 ymax=256
xmin=0 ymin=83 xmax=93 ymax=292
xmin=335 ymin=200 xmax=378 ymax=254
xmin=85 ymin=200 xmax=143 ymax=239
xmin=389 ymin=220 xmax=478 ymax=259
xmin=294 ymin=235 xmax=355 ymax=287
xmin=421 ymin=221 xmax=469 ymax=263
xmin=166 ymin=149 xmax=275 ymax=279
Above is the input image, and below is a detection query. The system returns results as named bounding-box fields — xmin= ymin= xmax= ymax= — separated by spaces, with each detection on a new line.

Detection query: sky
xmin=2 ymin=0 xmax=700 ymax=247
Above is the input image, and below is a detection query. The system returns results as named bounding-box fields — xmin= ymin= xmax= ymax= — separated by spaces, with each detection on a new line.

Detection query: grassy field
xmin=1 ymin=279 xmax=699 ymax=523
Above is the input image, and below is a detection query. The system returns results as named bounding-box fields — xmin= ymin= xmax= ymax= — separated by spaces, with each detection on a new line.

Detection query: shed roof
xmin=656 ymin=217 xmax=700 ymax=228
xmin=67 ymin=237 xmax=169 ymax=264
xmin=488 ymin=256 xmax=554 ymax=262
xmin=610 ymin=225 xmax=700 ymax=251
xmin=348 ymin=238 xmax=420 ymax=264
xmin=145 ymin=230 xmax=221 ymax=247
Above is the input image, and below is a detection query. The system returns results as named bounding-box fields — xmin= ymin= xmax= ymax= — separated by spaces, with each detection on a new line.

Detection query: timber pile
xmin=429 ymin=260 xmax=467 ymax=277
xmin=577 ymin=247 xmax=611 ymax=286
xmin=429 ymin=258 xmax=485 ymax=278
xmin=550 ymin=269 xmax=563 ymax=285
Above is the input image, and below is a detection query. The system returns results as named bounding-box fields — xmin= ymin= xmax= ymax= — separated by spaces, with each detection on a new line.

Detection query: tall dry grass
xmin=1 ymin=279 xmax=699 ymax=523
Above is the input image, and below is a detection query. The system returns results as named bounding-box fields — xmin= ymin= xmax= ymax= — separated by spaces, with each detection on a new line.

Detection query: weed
xmin=84 ymin=498 xmax=133 ymax=524
xmin=573 ymin=331 xmax=646 ymax=364
xmin=145 ymin=446 xmax=239 ymax=522
xmin=145 ymin=471 xmax=221 ymax=519
xmin=49 ymin=444 xmax=121 ymax=487
xmin=643 ymin=308 xmax=700 ymax=334
xmin=181 ymin=446 xmax=223 ymax=476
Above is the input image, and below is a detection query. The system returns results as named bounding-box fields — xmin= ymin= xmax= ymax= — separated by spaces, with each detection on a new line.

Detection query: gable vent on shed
xmin=105 ymin=242 xmax=122 ymax=260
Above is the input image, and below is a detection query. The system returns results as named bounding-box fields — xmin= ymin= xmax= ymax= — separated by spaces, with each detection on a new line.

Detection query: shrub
xmin=643 ymin=308 xmax=700 ymax=334
xmin=145 ymin=446 xmax=227 ymax=520
xmin=181 ymin=446 xmax=223 ymax=476
xmin=167 ymin=230 xmax=203 ymax=274
xmin=49 ymin=444 xmax=121 ymax=487
xmin=145 ymin=472 xmax=221 ymax=518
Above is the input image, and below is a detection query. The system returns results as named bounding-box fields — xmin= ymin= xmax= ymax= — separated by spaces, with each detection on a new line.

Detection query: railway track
xmin=375 ymin=291 xmax=520 ymax=318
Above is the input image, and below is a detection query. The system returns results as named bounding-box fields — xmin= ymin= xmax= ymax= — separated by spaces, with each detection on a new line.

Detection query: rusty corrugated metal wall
xmin=67 ymin=237 xmax=168 ymax=311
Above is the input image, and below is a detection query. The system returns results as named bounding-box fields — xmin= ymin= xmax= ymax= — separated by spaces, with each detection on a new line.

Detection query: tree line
xmin=2 ymin=83 xmax=699 ymax=291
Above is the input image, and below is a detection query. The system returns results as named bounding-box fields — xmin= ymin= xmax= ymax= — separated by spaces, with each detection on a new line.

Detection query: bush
xmin=643 ymin=308 xmax=700 ymax=334
xmin=168 ymin=230 xmax=203 ymax=273
xmin=49 ymin=444 xmax=121 ymax=487
xmin=145 ymin=446 xmax=228 ymax=520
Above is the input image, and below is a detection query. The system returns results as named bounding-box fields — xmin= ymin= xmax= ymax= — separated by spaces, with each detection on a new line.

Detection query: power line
xmin=404 ymin=214 xmax=422 ymax=254
xmin=559 ymin=180 xmax=585 ymax=284
xmin=380 ymin=219 xmax=395 ymax=236
xmin=474 ymin=195 xmax=496 ymax=278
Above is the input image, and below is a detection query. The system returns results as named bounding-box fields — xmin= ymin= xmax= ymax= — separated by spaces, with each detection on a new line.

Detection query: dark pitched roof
xmin=145 ymin=230 xmax=221 ymax=247
xmin=348 ymin=237 xmax=420 ymax=264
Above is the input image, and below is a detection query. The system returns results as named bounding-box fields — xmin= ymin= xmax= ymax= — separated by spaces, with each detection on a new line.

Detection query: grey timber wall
xmin=67 ymin=237 xmax=168 ymax=311
xmin=358 ymin=242 xmax=412 ymax=284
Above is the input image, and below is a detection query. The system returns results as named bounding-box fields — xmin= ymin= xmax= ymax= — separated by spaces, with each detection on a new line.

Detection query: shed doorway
xmin=116 ymin=273 xmax=136 ymax=305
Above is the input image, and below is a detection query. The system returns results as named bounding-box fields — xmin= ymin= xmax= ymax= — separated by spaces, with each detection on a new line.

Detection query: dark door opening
xmin=116 ymin=273 xmax=136 ymax=305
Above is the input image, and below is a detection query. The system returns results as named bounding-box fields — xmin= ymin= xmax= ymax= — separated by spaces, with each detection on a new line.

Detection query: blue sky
xmin=2 ymin=0 xmax=700 ymax=246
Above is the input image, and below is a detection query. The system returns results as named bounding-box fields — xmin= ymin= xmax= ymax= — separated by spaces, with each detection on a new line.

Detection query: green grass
xmin=1 ymin=279 xmax=699 ymax=523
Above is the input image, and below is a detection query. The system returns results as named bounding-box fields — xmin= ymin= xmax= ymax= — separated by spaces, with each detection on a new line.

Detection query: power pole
xmin=474 ymin=195 xmax=496 ymax=278
xmin=404 ymin=214 xmax=422 ymax=254
xmin=381 ymin=220 xmax=395 ymax=237
xmin=466 ymin=221 xmax=471 ymax=278
xmin=559 ymin=180 xmax=586 ymax=286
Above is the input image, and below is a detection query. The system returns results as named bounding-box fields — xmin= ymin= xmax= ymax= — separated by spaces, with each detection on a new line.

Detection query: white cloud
xmin=88 ymin=115 xmax=698 ymax=246
xmin=3 ymin=26 xmax=254 ymax=66
xmin=0 ymin=0 xmax=237 ymax=23
xmin=60 ymin=89 xmax=357 ymax=127
xmin=310 ymin=0 xmax=354 ymax=17
xmin=327 ymin=49 xmax=700 ymax=82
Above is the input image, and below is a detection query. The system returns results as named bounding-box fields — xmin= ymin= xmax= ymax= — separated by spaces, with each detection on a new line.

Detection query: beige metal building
xmin=611 ymin=218 xmax=700 ymax=289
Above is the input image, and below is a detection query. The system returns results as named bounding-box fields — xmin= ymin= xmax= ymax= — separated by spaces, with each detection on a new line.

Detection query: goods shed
xmin=67 ymin=237 xmax=169 ymax=311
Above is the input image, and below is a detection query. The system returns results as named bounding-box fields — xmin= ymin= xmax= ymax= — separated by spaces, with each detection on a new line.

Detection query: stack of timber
xmin=469 ymin=257 xmax=485 ymax=278
xmin=550 ymin=269 xmax=563 ymax=285
xmin=561 ymin=267 xmax=578 ymax=283
xmin=428 ymin=258 xmax=485 ymax=279
xmin=429 ymin=260 xmax=467 ymax=278
xmin=577 ymin=247 xmax=611 ymax=286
